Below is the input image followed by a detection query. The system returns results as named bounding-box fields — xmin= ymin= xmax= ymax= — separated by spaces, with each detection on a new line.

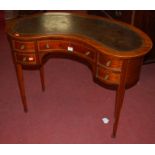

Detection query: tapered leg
xmin=112 ymin=61 xmax=129 ymax=138
xmin=15 ymin=64 xmax=28 ymax=112
xmin=40 ymin=65 xmax=45 ymax=91
xmin=112 ymin=84 xmax=126 ymax=138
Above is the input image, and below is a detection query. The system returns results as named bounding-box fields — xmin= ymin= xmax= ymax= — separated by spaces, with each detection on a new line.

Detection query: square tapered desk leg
xmin=15 ymin=64 xmax=28 ymax=112
xmin=112 ymin=84 xmax=126 ymax=138
xmin=40 ymin=65 xmax=45 ymax=92
xmin=112 ymin=61 xmax=128 ymax=138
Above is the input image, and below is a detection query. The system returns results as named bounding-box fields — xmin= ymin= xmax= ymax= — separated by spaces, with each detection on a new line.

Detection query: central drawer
xmin=37 ymin=40 xmax=96 ymax=61
xmin=38 ymin=40 xmax=68 ymax=51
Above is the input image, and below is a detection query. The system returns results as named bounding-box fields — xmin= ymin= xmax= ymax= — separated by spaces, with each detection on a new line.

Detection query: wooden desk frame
xmin=6 ymin=12 xmax=152 ymax=138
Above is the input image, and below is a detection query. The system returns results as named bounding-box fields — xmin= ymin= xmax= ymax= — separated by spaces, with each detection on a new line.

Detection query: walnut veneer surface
xmin=6 ymin=12 xmax=152 ymax=138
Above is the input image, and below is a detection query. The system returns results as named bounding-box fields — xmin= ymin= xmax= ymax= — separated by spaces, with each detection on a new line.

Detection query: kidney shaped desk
xmin=6 ymin=12 xmax=152 ymax=137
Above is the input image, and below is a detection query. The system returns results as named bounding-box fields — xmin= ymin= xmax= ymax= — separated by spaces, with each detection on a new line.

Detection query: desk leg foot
xmin=111 ymin=133 xmax=116 ymax=138
xmin=24 ymin=106 xmax=28 ymax=113
xmin=15 ymin=64 xmax=28 ymax=112
xmin=40 ymin=66 xmax=45 ymax=92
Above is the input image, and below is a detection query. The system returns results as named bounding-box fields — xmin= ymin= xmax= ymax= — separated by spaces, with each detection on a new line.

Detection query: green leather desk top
xmin=10 ymin=13 xmax=145 ymax=52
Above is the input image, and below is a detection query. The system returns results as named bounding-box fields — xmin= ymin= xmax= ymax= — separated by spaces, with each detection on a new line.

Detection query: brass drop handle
xmin=104 ymin=74 xmax=109 ymax=80
xmin=46 ymin=43 xmax=50 ymax=49
xmin=23 ymin=56 xmax=27 ymax=62
xmin=106 ymin=60 xmax=111 ymax=67
xmin=20 ymin=45 xmax=25 ymax=50
xmin=85 ymin=51 xmax=90 ymax=56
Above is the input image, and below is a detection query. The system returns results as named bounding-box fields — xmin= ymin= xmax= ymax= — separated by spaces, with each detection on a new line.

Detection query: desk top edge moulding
xmin=6 ymin=12 xmax=153 ymax=138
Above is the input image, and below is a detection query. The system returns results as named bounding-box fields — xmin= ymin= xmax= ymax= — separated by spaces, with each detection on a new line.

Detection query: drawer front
xmin=38 ymin=40 xmax=69 ymax=51
xmin=13 ymin=40 xmax=35 ymax=52
xmin=38 ymin=40 xmax=96 ymax=61
xmin=96 ymin=66 xmax=120 ymax=84
xmin=67 ymin=42 xmax=96 ymax=61
xmin=97 ymin=53 xmax=123 ymax=70
xmin=15 ymin=53 xmax=38 ymax=65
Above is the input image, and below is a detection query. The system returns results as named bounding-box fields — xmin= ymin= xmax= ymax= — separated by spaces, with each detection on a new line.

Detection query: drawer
xmin=38 ymin=40 xmax=69 ymax=51
xmin=38 ymin=40 xmax=96 ymax=61
xmin=96 ymin=66 xmax=120 ymax=84
xmin=15 ymin=53 xmax=38 ymax=65
xmin=97 ymin=53 xmax=123 ymax=70
xmin=12 ymin=40 xmax=35 ymax=52
xmin=66 ymin=42 xmax=96 ymax=61
xmin=77 ymin=48 xmax=96 ymax=61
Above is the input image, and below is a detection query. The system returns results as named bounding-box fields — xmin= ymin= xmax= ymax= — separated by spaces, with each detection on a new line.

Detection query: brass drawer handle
xmin=20 ymin=45 xmax=25 ymax=50
xmin=46 ymin=44 xmax=50 ymax=49
xmin=106 ymin=60 xmax=111 ymax=67
xmin=85 ymin=51 xmax=90 ymax=56
xmin=104 ymin=74 xmax=109 ymax=80
xmin=23 ymin=56 xmax=27 ymax=62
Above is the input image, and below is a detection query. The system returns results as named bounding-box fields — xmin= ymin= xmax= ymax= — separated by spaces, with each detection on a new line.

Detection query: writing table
xmin=6 ymin=12 xmax=152 ymax=137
